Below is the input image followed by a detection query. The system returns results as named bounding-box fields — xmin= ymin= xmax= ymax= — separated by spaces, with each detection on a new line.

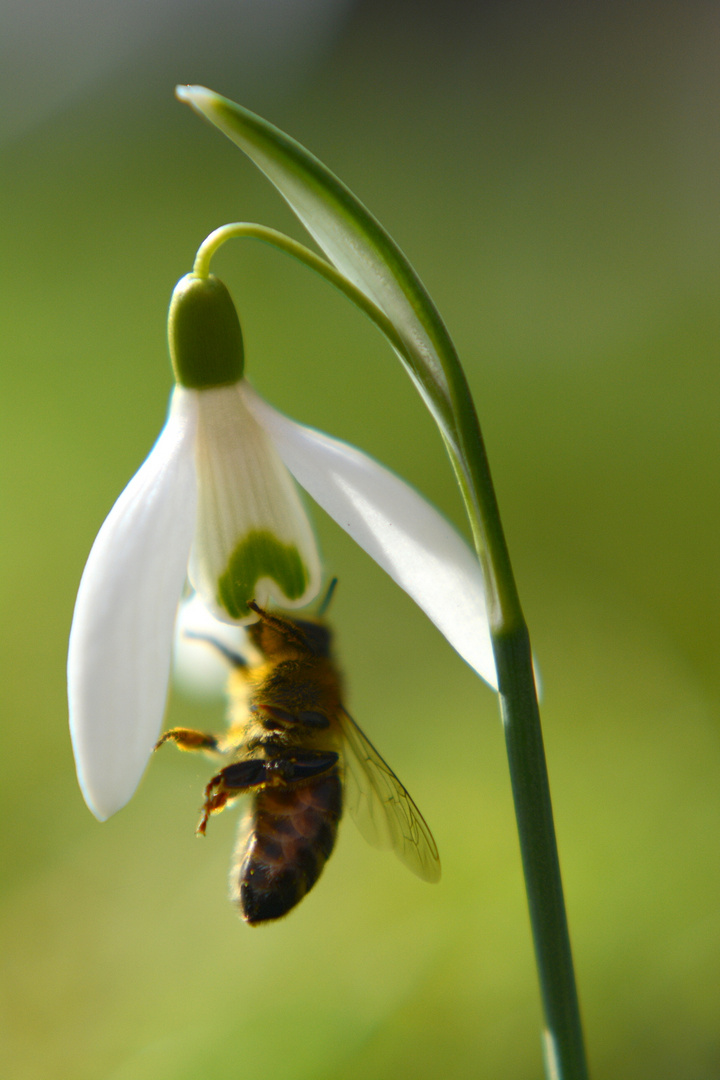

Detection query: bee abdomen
xmin=233 ymin=774 xmax=342 ymax=925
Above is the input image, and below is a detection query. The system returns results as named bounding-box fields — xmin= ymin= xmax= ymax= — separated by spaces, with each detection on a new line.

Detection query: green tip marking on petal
xmin=217 ymin=530 xmax=309 ymax=619
xmin=168 ymin=273 xmax=244 ymax=389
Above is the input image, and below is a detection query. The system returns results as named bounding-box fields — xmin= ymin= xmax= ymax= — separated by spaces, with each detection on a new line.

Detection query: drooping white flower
xmin=68 ymin=272 xmax=495 ymax=822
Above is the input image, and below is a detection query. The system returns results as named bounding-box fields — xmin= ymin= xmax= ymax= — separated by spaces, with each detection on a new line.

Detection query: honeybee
xmin=156 ymin=590 xmax=440 ymax=924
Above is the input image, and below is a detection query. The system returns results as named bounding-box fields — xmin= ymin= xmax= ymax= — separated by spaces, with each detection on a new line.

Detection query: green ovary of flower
xmin=168 ymin=273 xmax=244 ymax=388
xmin=217 ymin=531 xmax=309 ymax=618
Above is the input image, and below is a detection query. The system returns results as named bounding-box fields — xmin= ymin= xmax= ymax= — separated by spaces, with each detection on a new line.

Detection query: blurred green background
xmin=3 ymin=1 xmax=720 ymax=1077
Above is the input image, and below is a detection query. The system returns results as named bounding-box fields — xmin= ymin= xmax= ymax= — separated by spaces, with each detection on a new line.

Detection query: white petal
xmin=245 ymin=386 xmax=497 ymax=690
xmin=67 ymin=390 xmax=198 ymax=820
xmin=187 ymin=382 xmax=322 ymax=622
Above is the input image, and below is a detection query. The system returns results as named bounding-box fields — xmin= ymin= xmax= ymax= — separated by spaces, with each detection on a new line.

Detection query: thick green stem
xmin=442 ymin=351 xmax=589 ymax=1079
xmin=495 ymin=627 xmax=588 ymax=1080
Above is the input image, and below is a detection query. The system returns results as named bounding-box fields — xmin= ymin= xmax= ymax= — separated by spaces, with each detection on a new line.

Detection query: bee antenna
xmin=317 ymin=578 xmax=338 ymax=616
xmin=183 ymin=630 xmax=247 ymax=668
xmin=247 ymin=600 xmax=309 ymax=648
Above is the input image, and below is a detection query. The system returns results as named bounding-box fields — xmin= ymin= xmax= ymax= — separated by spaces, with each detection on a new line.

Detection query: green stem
xmin=194 ymin=221 xmax=589 ymax=1080
xmin=193 ymin=224 xmax=409 ymax=358
xmin=495 ymin=627 xmax=588 ymax=1080
xmin=436 ymin=336 xmax=590 ymax=1080
xmin=193 ymin=224 xmax=458 ymax=438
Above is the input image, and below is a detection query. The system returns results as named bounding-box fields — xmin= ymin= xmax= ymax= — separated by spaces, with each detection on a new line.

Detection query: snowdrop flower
xmin=68 ymin=271 xmax=495 ymax=822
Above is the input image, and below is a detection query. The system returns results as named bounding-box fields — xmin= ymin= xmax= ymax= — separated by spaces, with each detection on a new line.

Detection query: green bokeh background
xmin=3 ymin=3 xmax=720 ymax=1077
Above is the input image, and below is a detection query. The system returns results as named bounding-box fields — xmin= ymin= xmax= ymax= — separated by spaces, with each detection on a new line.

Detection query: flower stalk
xmin=177 ymin=87 xmax=591 ymax=1078
xmin=420 ymin=308 xmax=589 ymax=1077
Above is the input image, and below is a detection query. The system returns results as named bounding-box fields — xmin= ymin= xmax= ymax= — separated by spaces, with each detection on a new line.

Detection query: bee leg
xmin=197 ymin=751 xmax=340 ymax=835
xmin=270 ymin=749 xmax=339 ymax=782
xmin=197 ymin=759 xmax=269 ymax=835
xmin=154 ymin=727 xmax=221 ymax=753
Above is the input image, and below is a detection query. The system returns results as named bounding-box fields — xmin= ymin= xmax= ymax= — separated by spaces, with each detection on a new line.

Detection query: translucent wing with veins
xmin=338 ymin=707 xmax=441 ymax=883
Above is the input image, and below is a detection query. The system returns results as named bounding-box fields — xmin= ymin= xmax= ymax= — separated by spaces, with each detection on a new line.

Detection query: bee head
xmin=290 ymin=618 xmax=332 ymax=658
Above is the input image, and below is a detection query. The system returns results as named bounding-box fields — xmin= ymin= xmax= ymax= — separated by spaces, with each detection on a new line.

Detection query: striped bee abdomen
xmin=233 ymin=771 xmax=343 ymax=924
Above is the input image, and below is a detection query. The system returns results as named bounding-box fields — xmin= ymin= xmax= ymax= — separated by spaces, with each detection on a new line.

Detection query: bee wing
xmin=338 ymin=707 xmax=441 ymax=883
